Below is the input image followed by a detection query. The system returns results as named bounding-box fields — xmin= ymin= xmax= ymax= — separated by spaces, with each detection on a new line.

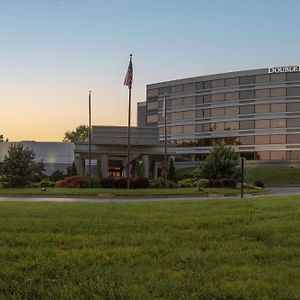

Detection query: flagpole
xmin=88 ymin=91 xmax=92 ymax=188
xmin=164 ymin=93 xmax=168 ymax=188
xmin=127 ymin=54 xmax=132 ymax=189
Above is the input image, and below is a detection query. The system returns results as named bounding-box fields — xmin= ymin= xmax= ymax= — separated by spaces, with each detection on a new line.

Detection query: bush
xmin=208 ymin=179 xmax=222 ymax=188
xmin=254 ymin=180 xmax=265 ymax=188
xmin=149 ymin=177 xmax=177 ymax=188
xmin=134 ymin=178 xmax=150 ymax=188
xmin=57 ymin=176 xmax=89 ymax=188
xmin=115 ymin=178 xmax=128 ymax=188
xmin=176 ymin=167 xmax=202 ymax=181
xmin=209 ymin=178 xmax=236 ymax=188
xmin=50 ymin=170 xmax=65 ymax=182
xmin=39 ymin=180 xmax=55 ymax=188
xmin=101 ymin=177 xmax=116 ymax=188
xmin=197 ymin=178 xmax=209 ymax=188
xmin=178 ymin=178 xmax=194 ymax=188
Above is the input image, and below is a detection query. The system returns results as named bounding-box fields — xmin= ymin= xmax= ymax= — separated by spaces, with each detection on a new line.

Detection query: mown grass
xmin=0 ymin=196 xmax=300 ymax=299
xmin=245 ymin=166 xmax=300 ymax=185
xmin=0 ymin=187 xmax=262 ymax=197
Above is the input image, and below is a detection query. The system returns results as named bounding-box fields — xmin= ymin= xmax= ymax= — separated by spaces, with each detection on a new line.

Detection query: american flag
xmin=124 ymin=55 xmax=133 ymax=87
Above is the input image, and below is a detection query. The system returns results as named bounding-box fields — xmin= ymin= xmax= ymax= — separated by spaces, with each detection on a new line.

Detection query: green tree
xmin=63 ymin=125 xmax=89 ymax=142
xmin=168 ymin=157 xmax=176 ymax=182
xmin=2 ymin=143 xmax=36 ymax=187
xmin=135 ymin=160 xmax=144 ymax=179
xmin=0 ymin=134 xmax=8 ymax=142
xmin=202 ymin=141 xmax=240 ymax=180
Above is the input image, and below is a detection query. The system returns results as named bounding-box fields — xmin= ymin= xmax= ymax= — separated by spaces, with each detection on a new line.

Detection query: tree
xmin=2 ymin=143 xmax=36 ymax=187
xmin=168 ymin=157 xmax=176 ymax=182
xmin=63 ymin=125 xmax=89 ymax=142
xmin=202 ymin=141 xmax=240 ymax=180
xmin=0 ymin=134 xmax=8 ymax=142
xmin=135 ymin=159 xmax=144 ymax=179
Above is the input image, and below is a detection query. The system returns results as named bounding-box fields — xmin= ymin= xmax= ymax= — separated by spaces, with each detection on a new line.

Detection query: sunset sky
xmin=1 ymin=0 xmax=300 ymax=141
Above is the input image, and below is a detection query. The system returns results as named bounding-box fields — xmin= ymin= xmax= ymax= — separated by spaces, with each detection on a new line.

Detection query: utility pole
xmin=164 ymin=93 xmax=168 ymax=188
xmin=88 ymin=91 xmax=92 ymax=188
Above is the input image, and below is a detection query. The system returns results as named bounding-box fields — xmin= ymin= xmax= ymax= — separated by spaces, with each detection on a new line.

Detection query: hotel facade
xmin=145 ymin=66 xmax=300 ymax=162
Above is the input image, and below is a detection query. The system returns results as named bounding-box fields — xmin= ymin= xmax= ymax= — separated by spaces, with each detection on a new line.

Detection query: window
xmin=255 ymin=89 xmax=270 ymax=98
xmin=196 ymin=96 xmax=204 ymax=104
xmin=286 ymin=72 xmax=300 ymax=82
xmin=196 ymin=124 xmax=203 ymax=132
xmin=270 ymin=73 xmax=285 ymax=82
xmin=240 ymin=90 xmax=255 ymax=99
xmin=170 ymin=126 xmax=182 ymax=134
xmin=204 ymin=95 xmax=211 ymax=104
xmin=196 ymin=82 xmax=204 ymax=90
xmin=257 ymin=151 xmax=270 ymax=160
xmin=211 ymin=122 xmax=224 ymax=131
xmin=271 ymin=151 xmax=286 ymax=160
xmin=240 ymin=105 xmax=255 ymax=114
xmin=171 ymin=112 xmax=182 ymax=120
xmin=287 ymin=87 xmax=300 ymax=97
xmin=271 ymin=119 xmax=286 ymax=128
xmin=270 ymin=135 xmax=286 ymax=144
xmin=203 ymin=81 xmax=212 ymax=89
xmin=211 ymin=93 xmax=225 ymax=102
xmin=240 ymin=76 xmax=255 ymax=85
xmin=271 ymin=88 xmax=286 ymax=97
xmin=159 ymin=86 xmax=171 ymax=95
xmin=204 ymin=109 xmax=210 ymax=117
xmin=287 ymin=118 xmax=300 ymax=127
xmin=255 ymin=74 xmax=269 ymax=84
xmin=212 ymin=79 xmax=225 ymax=88
xmin=147 ymin=88 xmax=159 ymax=97
xmin=171 ymin=98 xmax=183 ymax=107
xmin=147 ymin=114 xmax=158 ymax=123
xmin=287 ymin=102 xmax=300 ymax=112
xmin=256 ymin=120 xmax=270 ymax=129
xmin=287 ymin=151 xmax=300 ymax=160
xmin=184 ymin=83 xmax=196 ymax=92
xmin=239 ymin=136 xmax=255 ymax=145
xmin=270 ymin=103 xmax=286 ymax=113
xmin=183 ymin=97 xmax=196 ymax=105
xmin=204 ymin=123 xmax=211 ymax=132
xmin=287 ymin=134 xmax=300 ymax=144
xmin=196 ymin=110 xmax=203 ymax=118
xmin=147 ymin=101 xmax=159 ymax=110
xmin=255 ymin=135 xmax=270 ymax=144
xmin=211 ymin=107 xmax=225 ymax=117
xmin=240 ymin=120 xmax=255 ymax=130
xmin=183 ymin=125 xmax=196 ymax=133
xmin=225 ymin=121 xmax=239 ymax=130
xmin=256 ymin=104 xmax=270 ymax=113
xmin=171 ymin=85 xmax=183 ymax=94
xmin=225 ymin=77 xmax=239 ymax=86
xmin=183 ymin=111 xmax=196 ymax=119
xmin=225 ymin=106 xmax=239 ymax=115
xmin=225 ymin=92 xmax=239 ymax=101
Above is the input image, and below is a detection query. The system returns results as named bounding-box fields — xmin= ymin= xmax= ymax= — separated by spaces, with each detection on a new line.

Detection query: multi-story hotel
xmin=144 ymin=66 xmax=300 ymax=162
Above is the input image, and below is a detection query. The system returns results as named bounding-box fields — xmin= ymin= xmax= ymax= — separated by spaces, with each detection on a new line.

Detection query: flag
xmin=124 ymin=55 xmax=133 ymax=87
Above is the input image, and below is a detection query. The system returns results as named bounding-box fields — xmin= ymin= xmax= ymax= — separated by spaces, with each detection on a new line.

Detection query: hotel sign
xmin=268 ymin=66 xmax=300 ymax=74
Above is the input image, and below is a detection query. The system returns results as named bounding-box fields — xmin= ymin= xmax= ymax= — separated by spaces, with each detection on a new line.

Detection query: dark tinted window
xmin=287 ymin=87 xmax=300 ymax=96
xmin=196 ymin=96 xmax=204 ymax=104
xmin=159 ymin=86 xmax=171 ymax=95
xmin=287 ymin=102 xmax=300 ymax=112
xmin=286 ymin=72 xmax=300 ymax=81
xmin=240 ymin=90 xmax=255 ymax=99
xmin=196 ymin=82 xmax=204 ymax=90
xmin=203 ymin=81 xmax=212 ymax=89
xmin=240 ymin=76 xmax=255 ymax=85
xmin=287 ymin=118 xmax=300 ymax=127
xmin=287 ymin=134 xmax=300 ymax=144
xmin=240 ymin=105 xmax=255 ymax=114
xmin=240 ymin=120 xmax=255 ymax=130
xmin=204 ymin=95 xmax=211 ymax=104
xmin=239 ymin=136 xmax=255 ymax=145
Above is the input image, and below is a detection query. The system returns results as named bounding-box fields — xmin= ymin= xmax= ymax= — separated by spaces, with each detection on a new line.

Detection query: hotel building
xmin=145 ymin=66 xmax=300 ymax=162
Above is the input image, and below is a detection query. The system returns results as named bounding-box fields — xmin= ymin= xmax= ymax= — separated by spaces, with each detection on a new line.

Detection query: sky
xmin=1 ymin=0 xmax=300 ymax=141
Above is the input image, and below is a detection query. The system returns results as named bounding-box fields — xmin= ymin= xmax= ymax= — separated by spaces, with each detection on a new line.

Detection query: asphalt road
xmin=0 ymin=186 xmax=300 ymax=203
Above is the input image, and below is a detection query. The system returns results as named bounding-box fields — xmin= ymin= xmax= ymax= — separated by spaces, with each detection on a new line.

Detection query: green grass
xmin=245 ymin=166 xmax=300 ymax=185
xmin=0 ymin=196 xmax=299 ymax=298
xmin=0 ymin=187 xmax=262 ymax=197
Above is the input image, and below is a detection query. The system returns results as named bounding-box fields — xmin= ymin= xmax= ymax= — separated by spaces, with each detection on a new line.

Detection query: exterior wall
xmin=146 ymin=67 xmax=300 ymax=161
xmin=0 ymin=142 xmax=74 ymax=174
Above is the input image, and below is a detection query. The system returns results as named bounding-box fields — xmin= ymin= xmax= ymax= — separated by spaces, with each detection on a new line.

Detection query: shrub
xmin=168 ymin=158 xmax=176 ymax=182
xmin=115 ymin=177 xmax=128 ymax=188
xmin=221 ymin=178 xmax=236 ymax=188
xmin=197 ymin=178 xmax=209 ymax=188
xmin=134 ymin=178 xmax=150 ymax=188
xmin=57 ymin=176 xmax=89 ymax=188
xmin=176 ymin=167 xmax=202 ymax=181
xmin=178 ymin=178 xmax=193 ymax=188
xmin=208 ymin=179 xmax=222 ymax=188
xmin=50 ymin=170 xmax=65 ymax=182
xmin=254 ymin=180 xmax=265 ymax=188
xmin=39 ymin=180 xmax=55 ymax=188
xmin=101 ymin=177 xmax=116 ymax=188
xmin=149 ymin=177 xmax=177 ymax=188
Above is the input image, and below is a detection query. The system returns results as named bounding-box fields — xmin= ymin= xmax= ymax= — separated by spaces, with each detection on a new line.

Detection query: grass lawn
xmin=245 ymin=166 xmax=300 ymax=185
xmin=0 ymin=186 xmax=263 ymax=197
xmin=0 ymin=196 xmax=300 ymax=298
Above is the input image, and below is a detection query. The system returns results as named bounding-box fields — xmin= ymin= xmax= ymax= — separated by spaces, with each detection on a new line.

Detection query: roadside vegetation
xmin=0 ymin=196 xmax=299 ymax=299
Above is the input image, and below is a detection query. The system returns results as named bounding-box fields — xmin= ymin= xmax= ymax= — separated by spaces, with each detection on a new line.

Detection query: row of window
xmin=147 ymin=88 xmax=300 ymax=111
xmin=147 ymin=72 xmax=300 ymax=97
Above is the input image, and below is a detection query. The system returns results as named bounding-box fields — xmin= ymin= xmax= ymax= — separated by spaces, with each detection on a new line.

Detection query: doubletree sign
xmin=268 ymin=66 xmax=300 ymax=74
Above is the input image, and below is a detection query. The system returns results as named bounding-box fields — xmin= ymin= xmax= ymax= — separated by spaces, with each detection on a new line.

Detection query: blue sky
xmin=0 ymin=0 xmax=300 ymax=141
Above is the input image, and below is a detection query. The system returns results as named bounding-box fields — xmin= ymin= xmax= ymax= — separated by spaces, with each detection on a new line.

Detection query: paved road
xmin=0 ymin=186 xmax=300 ymax=203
